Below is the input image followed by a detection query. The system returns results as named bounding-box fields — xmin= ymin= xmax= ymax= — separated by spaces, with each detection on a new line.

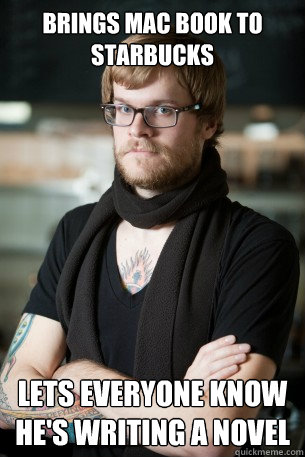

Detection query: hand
xmin=0 ymin=419 xmax=11 ymax=429
xmin=184 ymin=335 xmax=251 ymax=388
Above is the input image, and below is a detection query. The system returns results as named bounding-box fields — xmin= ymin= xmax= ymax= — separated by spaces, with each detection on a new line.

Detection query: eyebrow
xmin=112 ymin=98 xmax=179 ymax=106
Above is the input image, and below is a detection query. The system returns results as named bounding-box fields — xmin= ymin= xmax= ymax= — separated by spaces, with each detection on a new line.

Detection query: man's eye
xmin=156 ymin=106 xmax=172 ymax=115
xmin=118 ymin=105 xmax=132 ymax=114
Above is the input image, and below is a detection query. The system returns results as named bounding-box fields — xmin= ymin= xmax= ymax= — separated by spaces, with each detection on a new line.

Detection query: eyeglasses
xmin=100 ymin=103 xmax=202 ymax=128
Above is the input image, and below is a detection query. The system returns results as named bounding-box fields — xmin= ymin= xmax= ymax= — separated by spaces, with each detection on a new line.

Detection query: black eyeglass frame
xmin=100 ymin=102 xmax=202 ymax=128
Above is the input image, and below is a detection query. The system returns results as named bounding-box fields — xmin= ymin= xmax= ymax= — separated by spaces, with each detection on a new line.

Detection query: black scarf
xmin=56 ymin=146 xmax=232 ymax=457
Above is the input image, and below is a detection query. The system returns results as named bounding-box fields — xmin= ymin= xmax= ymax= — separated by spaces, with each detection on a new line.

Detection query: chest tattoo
xmin=119 ymin=247 xmax=153 ymax=294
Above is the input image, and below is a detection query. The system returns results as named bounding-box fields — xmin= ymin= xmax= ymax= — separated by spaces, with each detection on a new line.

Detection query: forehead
xmin=113 ymin=68 xmax=193 ymax=106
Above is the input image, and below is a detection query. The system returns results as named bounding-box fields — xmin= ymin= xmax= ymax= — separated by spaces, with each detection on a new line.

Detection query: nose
xmin=129 ymin=112 xmax=153 ymax=138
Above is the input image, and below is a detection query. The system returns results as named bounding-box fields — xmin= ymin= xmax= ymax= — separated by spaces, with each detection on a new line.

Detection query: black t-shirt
xmin=98 ymin=221 xmax=147 ymax=377
xmin=23 ymin=200 xmax=299 ymax=457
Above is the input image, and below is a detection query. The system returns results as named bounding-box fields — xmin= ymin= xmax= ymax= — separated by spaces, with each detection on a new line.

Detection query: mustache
xmin=115 ymin=139 xmax=167 ymax=155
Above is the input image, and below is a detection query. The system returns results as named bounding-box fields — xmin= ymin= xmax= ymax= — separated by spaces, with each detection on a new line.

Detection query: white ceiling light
xmin=0 ymin=102 xmax=32 ymax=124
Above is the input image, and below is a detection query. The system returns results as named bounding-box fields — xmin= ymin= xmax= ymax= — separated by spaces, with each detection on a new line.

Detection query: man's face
xmin=112 ymin=68 xmax=214 ymax=193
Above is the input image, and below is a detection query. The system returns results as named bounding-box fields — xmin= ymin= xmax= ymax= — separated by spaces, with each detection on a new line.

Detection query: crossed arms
xmin=0 ymin=313 xmax=276 ymax=456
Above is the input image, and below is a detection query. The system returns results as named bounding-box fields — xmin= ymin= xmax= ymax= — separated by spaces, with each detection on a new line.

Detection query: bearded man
xmin=0 ymin=30 xmax=299 ymax=457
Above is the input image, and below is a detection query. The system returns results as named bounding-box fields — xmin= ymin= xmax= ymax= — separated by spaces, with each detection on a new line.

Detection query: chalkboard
xmin=1 ymin=0 xmax=304 ymax=105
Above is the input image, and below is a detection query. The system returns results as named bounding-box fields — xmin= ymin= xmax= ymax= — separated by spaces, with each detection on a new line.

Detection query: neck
xmin=133 ymin=187 xmax=162 ymax=199
xmin=121 ymin=217 xmax=176 ymax=236
xmin=112 ymin=146 xmax=228 ymax=231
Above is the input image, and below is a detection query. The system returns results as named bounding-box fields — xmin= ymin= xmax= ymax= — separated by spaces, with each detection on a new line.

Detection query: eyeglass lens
xmin=104 ymin=105 xmax=177 ymax=127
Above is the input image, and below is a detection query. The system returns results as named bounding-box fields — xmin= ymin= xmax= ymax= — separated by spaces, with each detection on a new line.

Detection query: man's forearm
xmin=55 ymin=357 xmax=273 ymax=457
xmin=53 ymin=360 xmax=217 ymax=456
xmin=0 ymin=374 xmax=103 ymax=442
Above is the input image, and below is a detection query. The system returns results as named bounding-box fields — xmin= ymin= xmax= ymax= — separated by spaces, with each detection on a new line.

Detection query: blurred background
xmin=0 ymin=0 xmax=305 ymax=452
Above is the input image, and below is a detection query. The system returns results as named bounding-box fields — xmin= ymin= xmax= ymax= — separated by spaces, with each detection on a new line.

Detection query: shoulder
xmin=63 ymin=202 xmax=97 ymax=228
xmin=60 ymin=202 xmax=97 ymax=254
xmin=220 ymin=199 xmax=299 ymax=276
xmin=225 ymin=199 xmax=298 ymax=253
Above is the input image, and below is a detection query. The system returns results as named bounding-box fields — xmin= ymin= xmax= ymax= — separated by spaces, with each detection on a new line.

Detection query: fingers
xmin=196 ymin=335 xmax=236 ymax=358
xmin=198 ymin=342 xmax=250 ymax=378
xmin=185 ymin=335 xmax=251 ymax=379
xmin=184 ymin=335 xmax=251 ymax=382
xmin=209 ymin=343 xmax=251 ymax=363
xmin=196 ymin=337 xmax=251 ymax=366
xmin=204 ymin=364 xmax=239 ymax=391
xmin=191 ymin=335 xmax=236 ymax=366
xmin=209 ymin=352 xmax=247 ymax=374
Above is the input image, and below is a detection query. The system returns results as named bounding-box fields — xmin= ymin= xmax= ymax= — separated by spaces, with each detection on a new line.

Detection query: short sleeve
xmin=22 ymin=203 xmax=96 ymax=322
xmin=212 ymin=211 xmax=300 ymax=376
xmin=22 ymin=216 xmax=67 ymax=321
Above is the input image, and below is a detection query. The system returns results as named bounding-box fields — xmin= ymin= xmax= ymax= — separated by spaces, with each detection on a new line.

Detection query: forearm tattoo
xmin=1 ymin=313 xmax=34 ymax=382
xmin=0 ymin=313 xmax=103 ymax=441
xmin=0 ymin=388 xmax=103 ymax=441
xmin=0 ymin=314 xmax=35 ymax=427
xmin=0 ymin=380 xmax=14 ymax=427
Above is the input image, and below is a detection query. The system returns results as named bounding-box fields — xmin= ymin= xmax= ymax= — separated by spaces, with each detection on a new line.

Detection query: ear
xmin=199 ymin=119 xmax=217 ymax=140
